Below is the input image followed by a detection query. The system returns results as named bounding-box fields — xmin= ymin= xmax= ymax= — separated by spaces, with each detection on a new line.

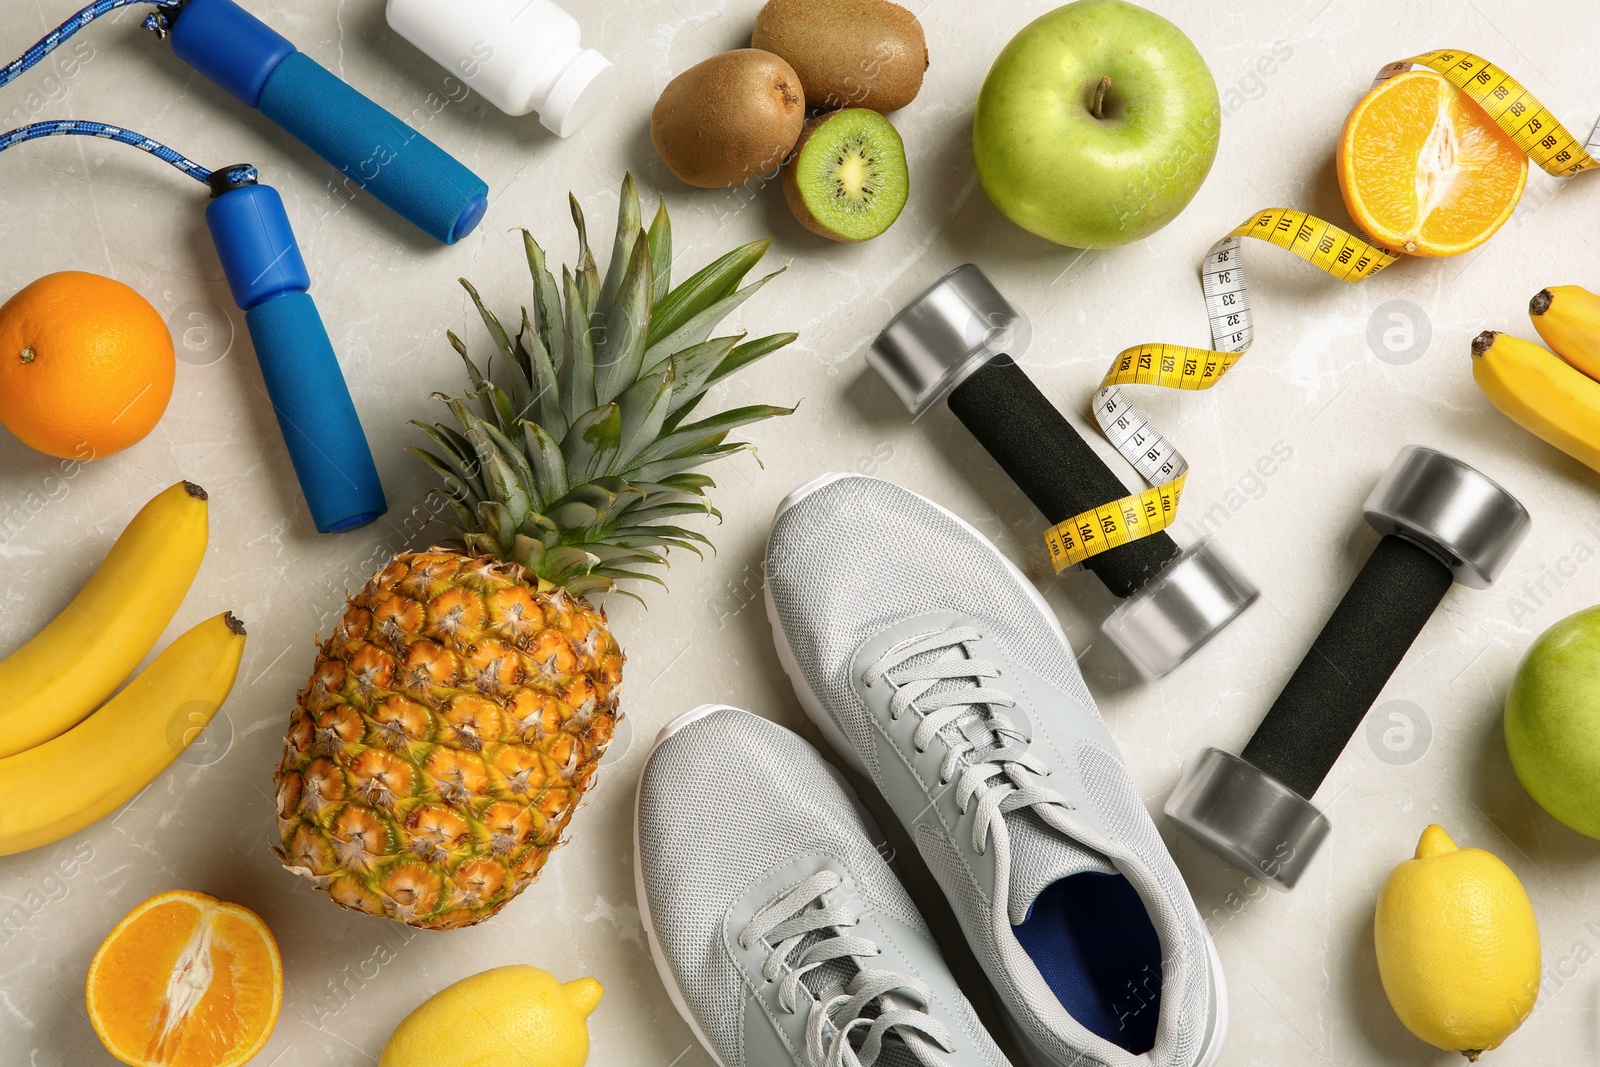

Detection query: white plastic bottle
xmin=386 ymin=0 xmax=614 ymax=137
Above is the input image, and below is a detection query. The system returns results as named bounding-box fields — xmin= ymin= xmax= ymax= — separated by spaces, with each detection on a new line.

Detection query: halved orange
xmin=1337 ymin=69 xmax=1527 ymax=257
xmin=86 ymin=891 xmax=283 ymax=1067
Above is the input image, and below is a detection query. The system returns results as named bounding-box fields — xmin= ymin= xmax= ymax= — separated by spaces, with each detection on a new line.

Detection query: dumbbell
xmin=868 ymin=263 xmax=1259 ymax=678
xmin=1164 ymin=445 xmax=1530 ymax=890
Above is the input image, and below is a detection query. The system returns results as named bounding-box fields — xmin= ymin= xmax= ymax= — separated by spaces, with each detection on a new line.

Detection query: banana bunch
xmin=1473 ymin=285 xmax=1600 ymax=474
xmin=0 ymin=483 xmax=246 ymax=856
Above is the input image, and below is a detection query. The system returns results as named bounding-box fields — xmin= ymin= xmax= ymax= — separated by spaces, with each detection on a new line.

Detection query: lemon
xmin=379 ymin=965 xmax=603 ymax=1067
xmin=1374 ymin=825 xmax=1540 ymax=1060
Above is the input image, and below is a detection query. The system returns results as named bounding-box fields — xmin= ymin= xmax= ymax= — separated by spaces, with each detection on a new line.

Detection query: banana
xmin=0 ymin=481 xmax=208 ymax=758
xmin=1531 ymin=285 xmax=1600 ymax=382
xmin=0 ymin=612 xmax=246 ymax=856
xmin=1472 ymin=330 xmax=1600 ymax=473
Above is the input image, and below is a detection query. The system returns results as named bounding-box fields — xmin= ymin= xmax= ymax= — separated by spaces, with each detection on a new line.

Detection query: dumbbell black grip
xmin=946 ymin=354 xmax=1181 ymax=597
xmin=1239 ymin=535 xmax=1453 ymax=800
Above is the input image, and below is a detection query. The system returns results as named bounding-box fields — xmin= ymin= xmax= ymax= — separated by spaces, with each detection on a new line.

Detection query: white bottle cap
xmin=541 ymin=49 xmax=614 ymax=137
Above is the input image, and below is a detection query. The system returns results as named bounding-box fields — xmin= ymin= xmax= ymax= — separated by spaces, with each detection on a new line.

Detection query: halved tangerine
xmin=1337 ymin=69 xmax=1527 ymax=257
xmin=86 ymin=890 xmax=283 ymax=1067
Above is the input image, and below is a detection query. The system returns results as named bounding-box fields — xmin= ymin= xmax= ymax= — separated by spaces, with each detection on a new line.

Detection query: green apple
xmin=972 ymin=0 xmax=1221 ymax=248
xmin=1505 ymin=605 xmax=1600 ymax=838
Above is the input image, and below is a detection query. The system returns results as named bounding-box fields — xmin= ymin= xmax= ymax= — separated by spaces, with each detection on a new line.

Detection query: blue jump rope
xmin=1 ymin=0 xmax=495 ymax=533
xmin=3 ymin=0 xmax=490 ymax=244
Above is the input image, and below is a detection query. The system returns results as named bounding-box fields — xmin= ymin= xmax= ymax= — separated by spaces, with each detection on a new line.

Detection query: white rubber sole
xmin=634 ymin=704 xmax=739 ymax=1067
xmin=763 ymin=473 xmax=1231 ymax=1067
xmin=1195 ymin=933 xmax=1229 ymax=1067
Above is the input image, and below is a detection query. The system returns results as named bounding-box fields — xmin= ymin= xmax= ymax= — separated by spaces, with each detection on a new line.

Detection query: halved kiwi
xmin=781 ymin=108 xmax=908 ymax=242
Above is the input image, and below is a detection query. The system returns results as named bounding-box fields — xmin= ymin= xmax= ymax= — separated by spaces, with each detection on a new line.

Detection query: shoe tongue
xmin=883 ymin=1035 xmax=945 ymax=1067
xmin=1006 ymin=808 xmax=1119 ymax=926
xmin=795 ymin=927 xmax=857 ymax=1002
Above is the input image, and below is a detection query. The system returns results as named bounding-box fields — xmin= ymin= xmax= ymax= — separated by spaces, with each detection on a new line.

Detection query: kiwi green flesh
xmin=792 ymin=109 xmax=908 ymax=241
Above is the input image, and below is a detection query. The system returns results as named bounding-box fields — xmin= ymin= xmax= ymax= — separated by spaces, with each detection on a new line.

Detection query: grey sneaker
xmin=764 ymin=475 xmax=1227 ymax=1067
xmin=635 ymin=704 xmax=1014 ymax=1067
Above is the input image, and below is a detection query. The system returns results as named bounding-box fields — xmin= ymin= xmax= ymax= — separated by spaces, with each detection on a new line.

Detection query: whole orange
xmin=0 ymin=271 xmax=175 ymax=460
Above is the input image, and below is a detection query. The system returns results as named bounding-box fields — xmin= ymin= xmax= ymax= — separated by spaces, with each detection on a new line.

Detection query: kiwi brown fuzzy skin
xmin=651 ymin=49 xmax=806 ymax=188
xmin=753 ymin=0 xmax=928 ymax=114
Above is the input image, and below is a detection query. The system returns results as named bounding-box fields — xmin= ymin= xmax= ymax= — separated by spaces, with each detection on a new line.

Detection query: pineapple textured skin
xmin=273 ymin=551 xmax=621 ymax=930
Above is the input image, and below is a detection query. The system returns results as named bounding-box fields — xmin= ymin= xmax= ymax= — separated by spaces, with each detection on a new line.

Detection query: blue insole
xmin=1012 ymin=872 xmax=1163 ymax=1054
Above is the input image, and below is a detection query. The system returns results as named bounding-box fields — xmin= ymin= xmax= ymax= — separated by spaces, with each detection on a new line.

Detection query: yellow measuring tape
xmin=1044 ymin=49 xmax=1600 ymax=571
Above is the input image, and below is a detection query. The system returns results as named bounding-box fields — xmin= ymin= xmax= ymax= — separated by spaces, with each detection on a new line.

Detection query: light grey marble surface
xmin=3 ymin=0 xmax=1600 ymax=1064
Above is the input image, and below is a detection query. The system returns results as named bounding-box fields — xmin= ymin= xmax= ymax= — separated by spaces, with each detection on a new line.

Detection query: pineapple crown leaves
xmin=409 ymin=173 xmax=798 ymax=601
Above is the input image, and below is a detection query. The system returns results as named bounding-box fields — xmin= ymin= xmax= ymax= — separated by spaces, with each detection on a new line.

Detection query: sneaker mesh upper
xmin=636 ymin=707 xmax=1009 ymax=1067
xmin=766 ymin=476 xmax=1098 ymax=785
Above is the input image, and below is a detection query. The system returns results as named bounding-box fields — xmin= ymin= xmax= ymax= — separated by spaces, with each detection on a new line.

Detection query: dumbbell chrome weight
xmin=869 ymin=263 xmax=1259 ymax=678
xmin=1165 ymin=445 xmax=1530 ymax=890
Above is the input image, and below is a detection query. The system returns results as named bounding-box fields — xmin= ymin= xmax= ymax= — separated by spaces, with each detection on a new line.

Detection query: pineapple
xmin=272 ymin=175 xmax=795 ymax=930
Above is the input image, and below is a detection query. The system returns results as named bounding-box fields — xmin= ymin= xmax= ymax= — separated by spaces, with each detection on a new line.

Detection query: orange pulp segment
xmin=1337 ymin=69 xmax=1527 ymax=257
xmin=86 ymin=890 xmax=283 ymax=1067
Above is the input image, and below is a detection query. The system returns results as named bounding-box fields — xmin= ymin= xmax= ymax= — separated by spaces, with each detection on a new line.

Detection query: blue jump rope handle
xmin=171 ymin=0 xmax=489 ymax=245
xmin=206 ymin=182 xmax=387 ymax=533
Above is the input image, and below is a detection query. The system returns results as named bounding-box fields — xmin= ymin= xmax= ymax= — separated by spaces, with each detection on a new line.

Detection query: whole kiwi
xmin=651 ymin=49 xmax=806 ymax=188
xmin=752 ymin=0 xmax=928 ymax=113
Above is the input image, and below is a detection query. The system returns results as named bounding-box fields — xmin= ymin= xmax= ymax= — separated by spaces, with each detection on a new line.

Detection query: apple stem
xmin=1092 ymin=75 xmax=1111 ymax=120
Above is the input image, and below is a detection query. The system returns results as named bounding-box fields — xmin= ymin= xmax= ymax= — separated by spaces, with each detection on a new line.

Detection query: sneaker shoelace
xmin=738 ymin=869 xmax=956 ymax=1067
xmin=863 ymin=626 xmax=1072 ymax=856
